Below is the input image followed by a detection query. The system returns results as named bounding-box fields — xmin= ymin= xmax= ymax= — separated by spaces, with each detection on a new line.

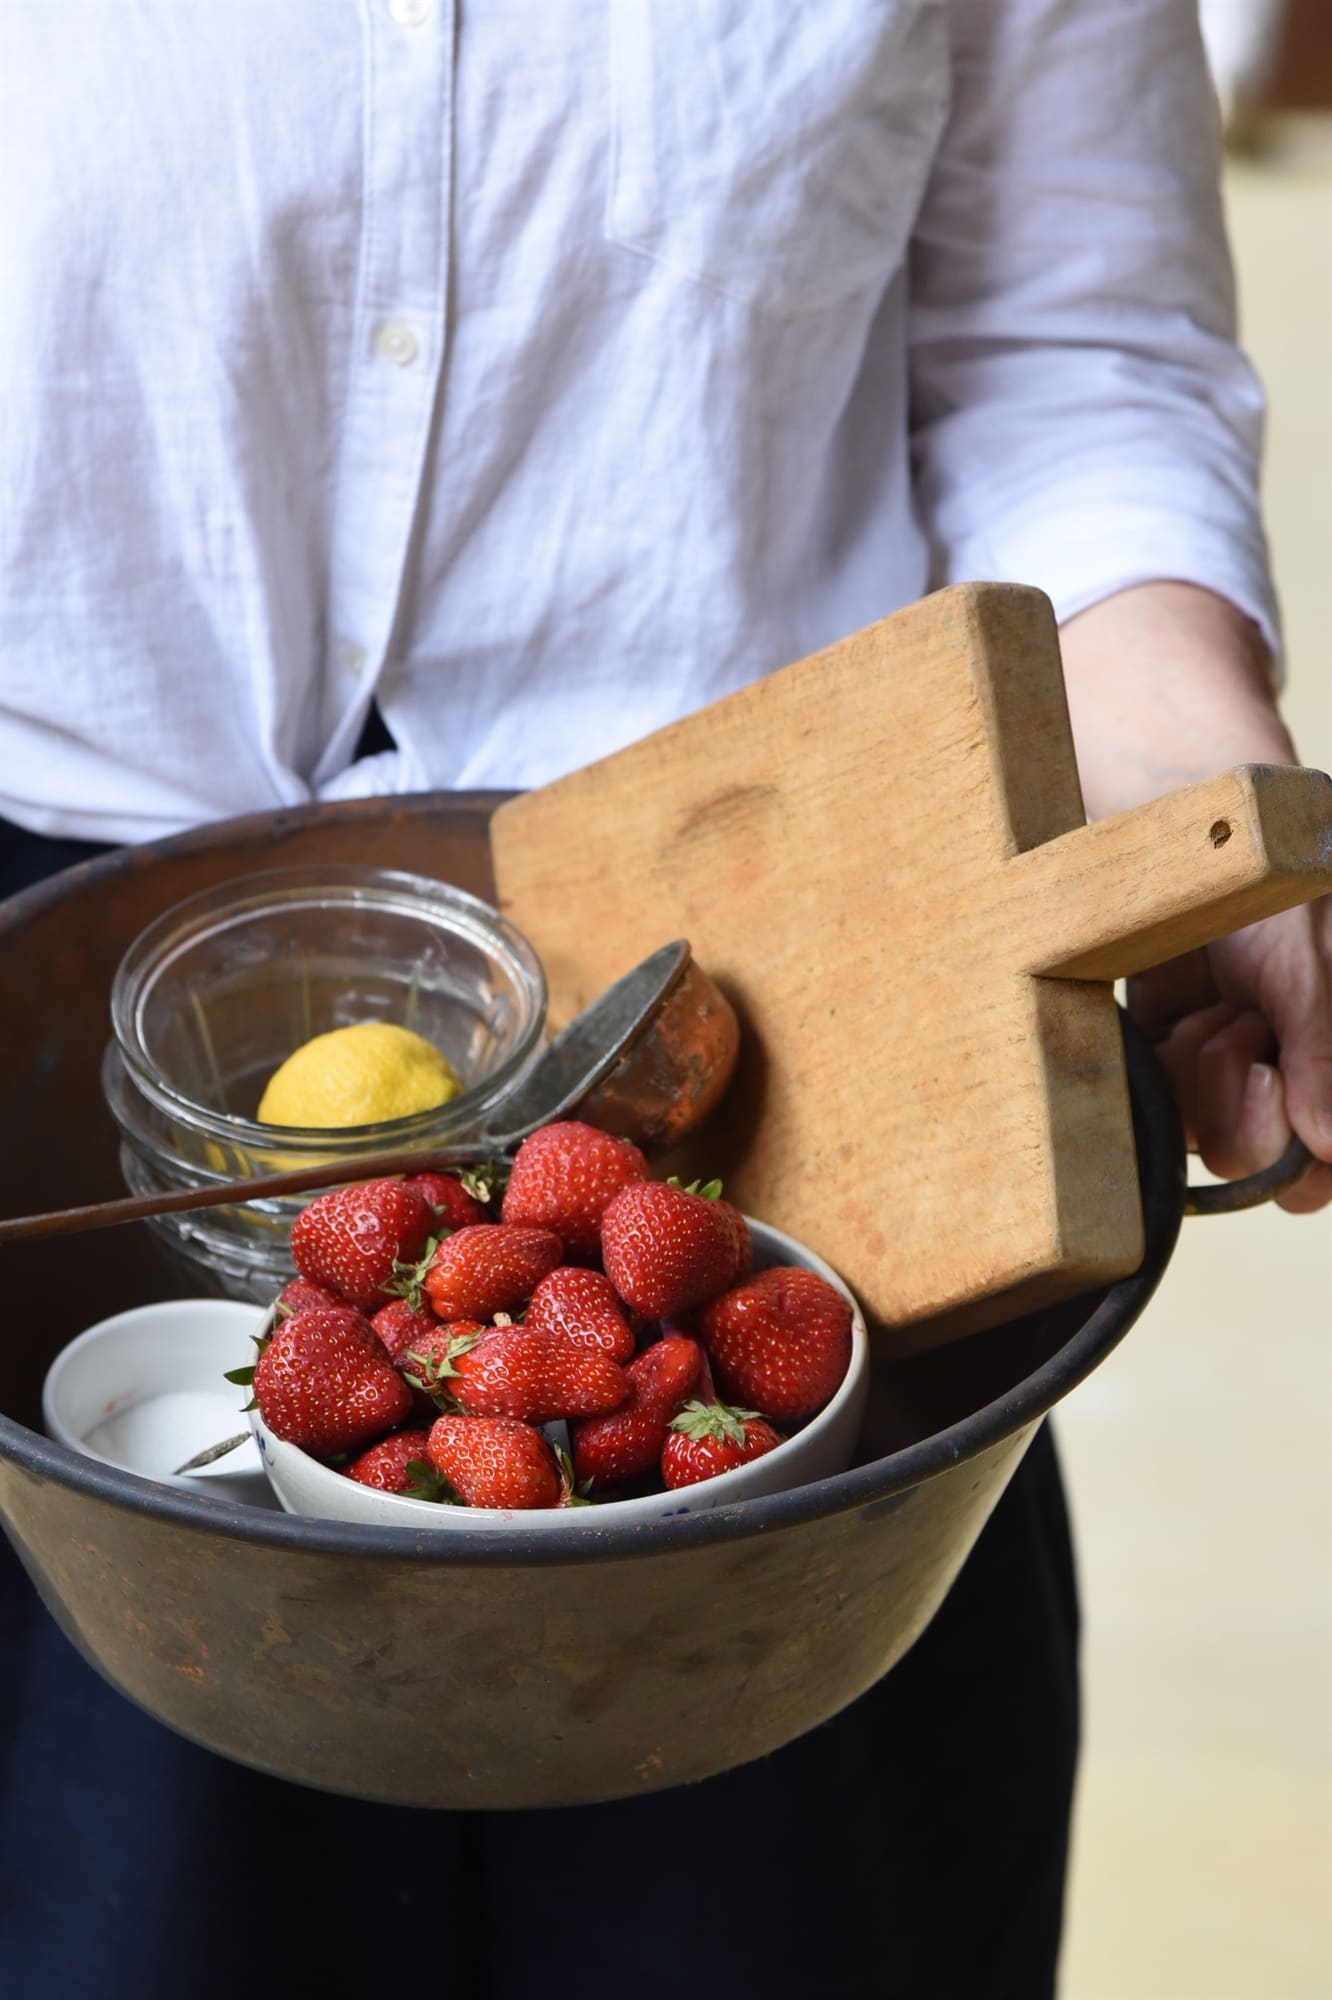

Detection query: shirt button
xmin=388 ymin=0 xmax=432 ymax=24
xmin=372 ymin=320 xmax=420 ymax=368
xmin=340 ymin=644 xmax=367 ymax=679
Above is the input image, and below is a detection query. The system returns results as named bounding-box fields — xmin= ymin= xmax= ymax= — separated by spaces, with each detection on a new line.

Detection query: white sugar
xmin=85 ymin=1391 xmax=260 ymax=1481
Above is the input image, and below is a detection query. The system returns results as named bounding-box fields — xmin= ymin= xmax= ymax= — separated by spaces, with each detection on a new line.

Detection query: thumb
xmin=1207 ymin=900 xmax=1332 ymax=1212
xmin=1260 ymin=907 xmax=1332 ymax=1212
xmin=1266 ymin=926 xmax=1332 ymax=1169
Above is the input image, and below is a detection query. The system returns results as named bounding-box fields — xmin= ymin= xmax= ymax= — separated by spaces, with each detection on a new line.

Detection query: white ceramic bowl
xmin=42 ymin=1297 xmax=280 ymax=1509
xmin=250 ymin=1218 xmax=870 ymax=1534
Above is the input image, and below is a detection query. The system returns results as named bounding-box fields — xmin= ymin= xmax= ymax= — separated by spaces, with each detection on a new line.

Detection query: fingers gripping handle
xmin=1007 ymin=764 xmax=1330 ymax=1216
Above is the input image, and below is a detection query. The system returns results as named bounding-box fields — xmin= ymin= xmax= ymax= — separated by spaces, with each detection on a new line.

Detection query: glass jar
xmin=103 ymin=866 xmax=546 ymax=1301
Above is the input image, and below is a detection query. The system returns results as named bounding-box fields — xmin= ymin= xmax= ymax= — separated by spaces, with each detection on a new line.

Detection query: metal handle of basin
xmin=1184 ymin=1133 xmax=1315 ymax=1215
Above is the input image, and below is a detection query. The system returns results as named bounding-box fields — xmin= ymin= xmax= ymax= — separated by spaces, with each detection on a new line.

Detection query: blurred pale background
xmin=1058 ymin=52 xmax=1332 ymax=2000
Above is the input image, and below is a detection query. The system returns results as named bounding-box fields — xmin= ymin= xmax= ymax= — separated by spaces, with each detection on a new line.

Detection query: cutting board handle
xmin=1010 ymin=763 xmax=1332 ymax=980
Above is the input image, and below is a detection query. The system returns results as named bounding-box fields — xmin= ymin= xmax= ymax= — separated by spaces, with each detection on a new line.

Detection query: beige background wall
xmin=1060 ymin=117 xmax=1332 ymax=1999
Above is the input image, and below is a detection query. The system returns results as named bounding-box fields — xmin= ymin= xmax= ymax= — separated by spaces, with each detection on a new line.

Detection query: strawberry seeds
xmin=247 ymin=1122 xmax=853 ymax=1513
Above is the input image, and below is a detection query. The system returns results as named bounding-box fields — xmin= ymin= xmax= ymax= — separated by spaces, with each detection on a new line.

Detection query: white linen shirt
xmin=0 ymin=0 xmax=1277 ymax=845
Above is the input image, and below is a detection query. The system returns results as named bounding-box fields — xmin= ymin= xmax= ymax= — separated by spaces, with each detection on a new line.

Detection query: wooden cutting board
xmin=490 ymin=584 xmax=1332 ymax=1351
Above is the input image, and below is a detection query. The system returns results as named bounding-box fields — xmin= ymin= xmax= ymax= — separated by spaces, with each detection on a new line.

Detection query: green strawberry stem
xmin=554 ymin=1442 xmax=593 ymax=1507
xmin=403 ymin=1459 xmax=458 ymax=1504
xmin=460 ymin=1159 xmax=507 ymax=1205
xmin=665 ymin=1175 xmax=724 ymax=1201
xmin=222 ymin=1324 xmax=273 ymax=1389
xmin=668 ymin=1399 xmax=762 ymax=1448
xmin=401 ymin=1329 xmax=483 ymax=1408
xmin=384 ymin=1232 xmax=447 ymax=1314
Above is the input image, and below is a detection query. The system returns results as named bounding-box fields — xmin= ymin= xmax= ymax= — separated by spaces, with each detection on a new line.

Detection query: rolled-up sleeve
xmin=909 ymin=0 xmax=1280 ymax=659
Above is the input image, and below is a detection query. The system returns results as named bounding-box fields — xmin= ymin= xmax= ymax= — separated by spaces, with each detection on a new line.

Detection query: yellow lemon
xmin=256 ymin=1022 xmax=463 ymax=1129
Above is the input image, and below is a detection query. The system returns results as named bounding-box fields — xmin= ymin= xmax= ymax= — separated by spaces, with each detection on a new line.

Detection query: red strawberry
xmin=439 ymin=1325 xmax=627 ymax=1424
xmin=397 ymin=1318 xmax=487 ymax=1418
xmin=276 ymin=1276 xmax=343 ymax=1318
xmin=661 ymin=1400 xmax=784 ymax=1489
xmin=571 ymin=1332 xmax=702 ymax=1488
xmin=398 ymin=1319 xmax=486 ymax=1374
xmin=371 ymin=1296 xmax=441 ymax=1365
xmin=600 ymin=1180 xmax=740 ymax=1317
xmin=426 ymin=1413 xmax=561 ymax=1510
xmin=688 ymin=1340 xmax=718 ymax=1403
xmin=717 ymin=1200 xmax=753 ymax=1283
xmin=342 ymin=1429 xmax=451 ymax=1497
xmin=524 ymin=1266 xmax=635 ymax=1362
xmin=290 ymin=1178 xmax=433 ymax=1311
xmin=501 ymin=1120 xmax=649 ymax=1262
xmin=253 ymin=1304 xmax=413 ymax=1455
xmin=423 ymin=1223 xmax=562 ymax=1320
xmin=698 ymin=1266 xmax=852 ymax=1422
xmin=406 ymin=1170 xmax=490 ymax=1232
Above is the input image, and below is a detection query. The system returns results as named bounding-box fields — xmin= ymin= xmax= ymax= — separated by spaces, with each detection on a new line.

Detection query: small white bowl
xmin=250 ymin=1219 xmax=869 ymax=1534
xmin=43 ymin=1297 xmax=280 ymax=1509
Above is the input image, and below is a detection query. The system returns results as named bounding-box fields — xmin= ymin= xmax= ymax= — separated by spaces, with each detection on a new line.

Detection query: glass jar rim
xmin=108 ymin=864 xmax=547 ymax=1152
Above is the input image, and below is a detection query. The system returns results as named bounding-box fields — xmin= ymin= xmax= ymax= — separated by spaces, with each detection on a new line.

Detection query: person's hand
xmin=1125 ymin=901 xmax=1332 ymax=1213
xmin=1058 ymin=582 xmax=1332 ymax=1212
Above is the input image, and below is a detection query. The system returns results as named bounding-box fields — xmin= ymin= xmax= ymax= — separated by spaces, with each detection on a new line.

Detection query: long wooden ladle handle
xmin=0 ymin=1142 xmax=493 ymax=1246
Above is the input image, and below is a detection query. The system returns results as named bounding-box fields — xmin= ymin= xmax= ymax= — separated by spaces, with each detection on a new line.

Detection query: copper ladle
xmin=0 ymin=940 xmax=737 ymax=1246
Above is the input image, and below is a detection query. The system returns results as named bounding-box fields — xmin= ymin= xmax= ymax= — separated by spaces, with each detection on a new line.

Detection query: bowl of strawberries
xmin=239 ymin=1120 xmax=869 ymax=1532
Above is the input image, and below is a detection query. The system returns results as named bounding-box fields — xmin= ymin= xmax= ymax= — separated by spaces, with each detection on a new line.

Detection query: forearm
xmin=1060 ymin=581 xmax=1332 ymax=1203
xmin=1058 ymin=581 xmax=1296 ymax=822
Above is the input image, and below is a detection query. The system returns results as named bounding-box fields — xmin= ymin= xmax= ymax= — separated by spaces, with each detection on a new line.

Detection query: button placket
xmin=318 ymin=1 xmax=453 ymax=773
